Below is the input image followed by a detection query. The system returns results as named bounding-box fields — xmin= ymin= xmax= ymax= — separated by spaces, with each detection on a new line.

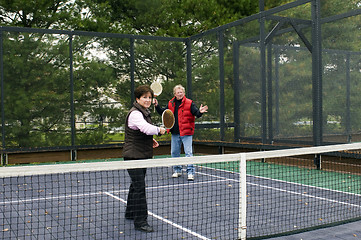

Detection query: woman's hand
xmin=152 ymin=139 xmax=159 ymax=148
xmin=159 ymin=127 xmax=166 ymax=135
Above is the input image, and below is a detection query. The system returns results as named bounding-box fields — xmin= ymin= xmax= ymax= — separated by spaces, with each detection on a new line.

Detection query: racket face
xmin=150 ymin=82 xmax=163 ymax=96
xmin=162 ymin=109 xmax=175 ymax=129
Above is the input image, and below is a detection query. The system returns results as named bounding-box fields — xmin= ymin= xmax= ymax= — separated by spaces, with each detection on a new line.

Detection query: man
xmin=153 ymin=84 xmax=208 ymax=181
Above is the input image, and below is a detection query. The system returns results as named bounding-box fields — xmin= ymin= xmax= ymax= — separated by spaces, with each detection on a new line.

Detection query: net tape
xmin=1 ymin=142 xmax=360 ymax=177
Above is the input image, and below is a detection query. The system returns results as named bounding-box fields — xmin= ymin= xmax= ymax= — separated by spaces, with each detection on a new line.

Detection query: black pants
xmin=125 ymin=163 xmax=148 ymax=227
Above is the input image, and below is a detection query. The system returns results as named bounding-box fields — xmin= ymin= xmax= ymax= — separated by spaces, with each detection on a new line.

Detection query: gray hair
xmin=173 ymin=84 xmax=185 ymax=95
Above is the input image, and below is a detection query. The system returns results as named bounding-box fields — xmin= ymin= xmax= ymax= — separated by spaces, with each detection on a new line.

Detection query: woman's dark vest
xmin=122 ymin=102 xmax=153 ymax=159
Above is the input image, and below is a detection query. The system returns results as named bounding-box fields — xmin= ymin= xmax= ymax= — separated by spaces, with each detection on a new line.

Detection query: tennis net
xmin=0 ymin=143 xmax=361 ymax=239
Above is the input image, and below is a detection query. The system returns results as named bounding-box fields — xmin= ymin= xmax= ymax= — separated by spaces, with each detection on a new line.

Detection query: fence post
xmin=130 ymin=38 xmax=135 ymax=105
xmin=267 ymin=44 xmax=273 ymax=143
xmin=218 ymin=30 xmax=225 ymax=145
xmin=346 ymin=53 xmax=351 ymax=142
xmin=233 ymin=41 xmax=241 ymax=142
xmin=186 ymin=38 xmax=192 ymax=99
xmin=311 ymin=0 xmax=323 ymax=169
xmin=0 ymin=29 xmax=5 ymax=156
xmin=69 ymin=34 xmax=76 ymax=160
xmin=260 ymin=7 xmax=267 ymax=146
xmin=311 ymin=0 xmax=323 ymax=147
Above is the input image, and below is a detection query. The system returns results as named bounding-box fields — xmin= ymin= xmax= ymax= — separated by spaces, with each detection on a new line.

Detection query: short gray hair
xmin=173 ymin=84 xmax=185 ymax=95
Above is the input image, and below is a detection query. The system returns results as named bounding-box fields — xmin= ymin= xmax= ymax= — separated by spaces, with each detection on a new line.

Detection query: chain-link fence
xmin=0 ymin=0 xmax=360 ymax=159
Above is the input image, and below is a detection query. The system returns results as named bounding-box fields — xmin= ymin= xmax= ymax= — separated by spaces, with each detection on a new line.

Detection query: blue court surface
xmin=0 ymin=166 xmax=240 ymax=239
xmin=0 ymin=162 xmax=360 ymax=239
xmin=267 ymin=220 xmax=361 ymax=240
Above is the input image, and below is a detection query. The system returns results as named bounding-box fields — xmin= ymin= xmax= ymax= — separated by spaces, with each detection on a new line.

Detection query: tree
xmin=0 ymin=1 xmax=123 ymax=147
xmin=1 ymin=0 xmax=359 ymax=147
xmin=92 ymin=0 xmax=259 ymax=37
xmin=0 ymin=0 xmax=261 ymax=147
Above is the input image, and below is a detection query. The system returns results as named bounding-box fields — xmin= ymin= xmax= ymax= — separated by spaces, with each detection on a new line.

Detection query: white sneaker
xmin=187 ymin=174 xmax=194 ymax=181
xmin=172 ymin=172 xmax=182 ymax=178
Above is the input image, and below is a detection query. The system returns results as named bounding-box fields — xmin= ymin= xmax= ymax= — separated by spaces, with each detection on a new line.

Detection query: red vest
xmin=168 ymin=97 xmax=195 ymax=136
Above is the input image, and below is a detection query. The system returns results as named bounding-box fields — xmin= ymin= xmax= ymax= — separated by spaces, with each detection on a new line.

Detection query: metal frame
xmin=0 ymin=0 xmax=360 ymax=162
xmin=0 ymin=26 xmax=186 ymax=160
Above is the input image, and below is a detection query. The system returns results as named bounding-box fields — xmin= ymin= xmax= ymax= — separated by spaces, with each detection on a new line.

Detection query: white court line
xmin=0 ymin=192 xmax=102 ymax=205
xmin=0 ymin=178 xmax=229 ymax=205
xmin=247 ymin=174 xmax=361 ymax=197
xmin=200 ymin=164 xmax=361 ymax=196
xmin=0 ymin=177 xmax=220 ymax=239
xmin=1 ymin=168 xmax=360 ymax=240
xmin=104 ymin=192 xmax=211 ymax=240
xmin=197 ymin=169 xmax=361 ymax=208
xmin=2 ymin=168 xmax=360 ymax=210
xmin=247 ymin=181 xmax=361 ymax=208
xmin=2 ymin=167 xmax=360 ymax=210
xmin=109 ymin=179 xmax=229 ymax=194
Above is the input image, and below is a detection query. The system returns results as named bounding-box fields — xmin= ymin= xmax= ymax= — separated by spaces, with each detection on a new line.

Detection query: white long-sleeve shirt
xmin=128 ymin=110 xmax=160 ymax=135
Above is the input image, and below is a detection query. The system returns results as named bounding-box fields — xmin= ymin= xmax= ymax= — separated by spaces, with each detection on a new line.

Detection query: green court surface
xmin=200 ymin=160 xmax=361 ymax=194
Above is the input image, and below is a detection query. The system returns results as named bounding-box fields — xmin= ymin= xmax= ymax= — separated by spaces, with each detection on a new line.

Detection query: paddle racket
xmin=150 ymin=82 xmax=163 ymax=97
xmin=162 ymin=109 xmax=175 ymax=129
xmin=150 ymin=81 xmax=163 ymax=112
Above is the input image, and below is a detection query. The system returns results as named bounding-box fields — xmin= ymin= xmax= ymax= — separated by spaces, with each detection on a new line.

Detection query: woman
xmin=153 ymin=84 xmax=208 ymax=181
xmin=122 ymin=85 xmax=166 ymax=232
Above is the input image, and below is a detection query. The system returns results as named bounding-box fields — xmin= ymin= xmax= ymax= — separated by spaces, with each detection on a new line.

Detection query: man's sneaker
xmin=172 ymin=172 xmax=182 ymax=178
xmin=187 ymin=174 xmax=194 ymax=181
